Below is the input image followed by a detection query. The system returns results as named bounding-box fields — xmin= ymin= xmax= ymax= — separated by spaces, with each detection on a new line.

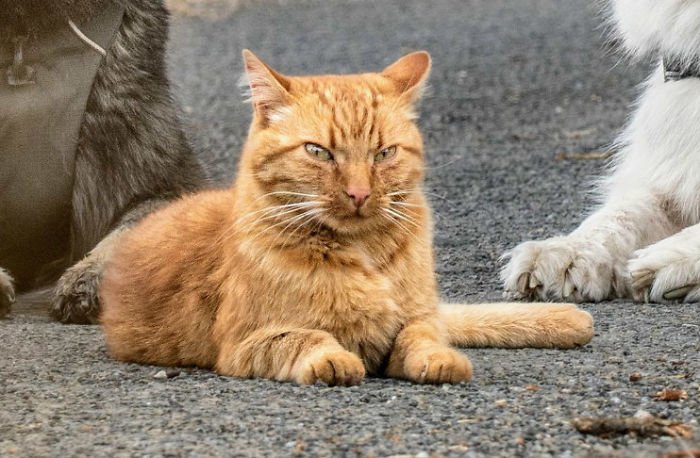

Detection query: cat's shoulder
xmin=131 ymin=189 xmax=234 ymax=238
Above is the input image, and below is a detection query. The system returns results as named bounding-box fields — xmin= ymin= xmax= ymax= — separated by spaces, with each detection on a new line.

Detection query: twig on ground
xmin=554 ymin=150 xmax=613 ymax=161
xmin=572 ymin=415 xmax=693 ymax=439
xmin=663 ymin=450 xmax=700 ymax=458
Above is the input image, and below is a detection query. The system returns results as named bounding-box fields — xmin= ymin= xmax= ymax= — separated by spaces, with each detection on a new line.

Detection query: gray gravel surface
xmin=3 ymin=0 xmax=699 ymax=456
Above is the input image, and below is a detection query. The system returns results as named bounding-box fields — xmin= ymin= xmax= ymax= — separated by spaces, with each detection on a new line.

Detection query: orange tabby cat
xmin=100 ymin=50 xmax=593 ymax=386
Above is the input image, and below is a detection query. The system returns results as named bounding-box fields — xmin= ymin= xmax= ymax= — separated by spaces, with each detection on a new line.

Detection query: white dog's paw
xmin=502 ymin=237 xmax=617 ymax=302
xmin=628 ymin=240 xmax=700 ymax=303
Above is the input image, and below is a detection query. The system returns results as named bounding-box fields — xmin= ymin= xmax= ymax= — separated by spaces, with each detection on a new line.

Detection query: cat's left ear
xmin=242 ymin=49 xmax=292 ymax=125
xmin=381 ymin=51 xmax=431 ymax=102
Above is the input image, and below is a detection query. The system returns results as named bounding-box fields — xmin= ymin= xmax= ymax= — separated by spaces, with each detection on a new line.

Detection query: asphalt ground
xmin=2 ymin=0 xmax=699 ymax=456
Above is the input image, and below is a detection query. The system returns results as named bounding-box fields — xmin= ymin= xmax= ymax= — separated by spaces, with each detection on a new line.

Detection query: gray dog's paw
xmin=0 ymin=269 xmax=16 ymax=319
xmin=51 ymin=259 xmax=102 ymax=324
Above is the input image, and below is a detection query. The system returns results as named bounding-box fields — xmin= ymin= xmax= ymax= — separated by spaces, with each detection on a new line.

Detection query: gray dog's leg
xmin=50 ymin=199 xmax=166 ymax=324
xmin=0 ymin=268 xmax=16 ymax=319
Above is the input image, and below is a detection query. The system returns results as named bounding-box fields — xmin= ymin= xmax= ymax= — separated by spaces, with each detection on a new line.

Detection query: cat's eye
xmin=374 ymin=146 xmax=397 ymax=163
xmin=305 ymin=143 xmax=334 ymax=161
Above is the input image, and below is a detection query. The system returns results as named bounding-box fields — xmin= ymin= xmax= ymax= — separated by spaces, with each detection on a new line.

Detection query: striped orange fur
xmin=99 ymin=50 xmax=593 ymax=385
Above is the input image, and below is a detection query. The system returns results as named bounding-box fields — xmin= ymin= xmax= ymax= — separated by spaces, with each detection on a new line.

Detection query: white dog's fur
xmin=502 ymin=0 xmax=700 ymax=303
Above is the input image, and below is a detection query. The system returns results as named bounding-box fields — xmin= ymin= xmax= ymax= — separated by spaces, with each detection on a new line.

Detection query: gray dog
xmin=0 ymin=0 xmax=206 ymax=323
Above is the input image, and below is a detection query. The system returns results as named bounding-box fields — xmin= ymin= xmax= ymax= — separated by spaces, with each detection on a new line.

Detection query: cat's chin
xmin=319 ymin=214 xmax=387 ymax=237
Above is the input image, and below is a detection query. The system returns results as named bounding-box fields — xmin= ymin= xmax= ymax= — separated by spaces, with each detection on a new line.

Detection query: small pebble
xmin=153 ymin=369 xmax=181 ymax=379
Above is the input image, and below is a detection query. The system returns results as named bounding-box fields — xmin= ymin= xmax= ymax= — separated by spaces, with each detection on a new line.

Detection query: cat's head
xmin=238 ymin=50 xmax=431 ymax=235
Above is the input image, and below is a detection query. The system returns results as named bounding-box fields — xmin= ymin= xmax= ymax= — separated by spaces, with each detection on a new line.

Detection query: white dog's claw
xmin=517 ymin=273 xmax=530 ymax=294
xmin=630 ymin=269 xmax=654 ymax=291
xmin=662 ymin=285 xmax=695 ymax=301
xmin=562 ymin=274 xmax=575 ymax=298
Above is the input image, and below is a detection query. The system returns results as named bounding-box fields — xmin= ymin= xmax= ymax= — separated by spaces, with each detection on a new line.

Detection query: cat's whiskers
xmin=260 ymin=208 xmax=325 ymax=260
xmin=390 ymin=198 xmax=441 ymax=223
xmin=383 ymin=207 xmax=420 ymax=228
xmin=247 ymin=206 xmax=325 ymax=248
xmin=386 ymin=189 xmax=421 ymax=207
xmin=232 ymin=189 xmax=326 ymax=237
xmin=388 ymin=188 xmax=444 ymax=199
xmin=423 ymin=155 xmax=465 ymax=171
xmin=388 ymin=188 xmax=455 ymax=213
xmin=268 ymin=208 xmax=323 ymax=240
xmin=274 ymin=208 xmax=326 ymax=250
xmin=389 ymin=201 xmax=422 ymax=208
xmin=236 ymin=201 xmax=323 ymax=231
xmin=216 ymin=201 xmax=322 ymax=245
xmin=384 ymin=192 xmax=424 ymax=222
xmin=386 ymin=189 xmax=417 ymax=198
xmin=379 ymin=209 xmax=425 ymax=246
xmin=255 ymin=191 xmax=321 ymax=202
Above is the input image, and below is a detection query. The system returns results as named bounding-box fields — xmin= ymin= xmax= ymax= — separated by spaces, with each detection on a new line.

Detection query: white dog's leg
xmin=502 ymin=195 xmax=677 ymax=302
xmin=628 ymin=223 xmax=700 ymax=303
xmin=504 ymin=41 xmax=700 ymax=303
xmin=504 ymin=0 xmax=700 ymax=303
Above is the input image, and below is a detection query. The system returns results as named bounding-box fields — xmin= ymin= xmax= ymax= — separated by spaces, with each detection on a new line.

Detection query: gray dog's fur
xmin=1 ymin=0 xmax=207 ymax=323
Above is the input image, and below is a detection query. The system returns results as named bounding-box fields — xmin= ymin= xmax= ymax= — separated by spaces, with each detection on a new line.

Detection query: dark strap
xmin=663 ymin=57 xmax=700 ymax=82
xmin=0 ymin=2 xmax=124 ymax=289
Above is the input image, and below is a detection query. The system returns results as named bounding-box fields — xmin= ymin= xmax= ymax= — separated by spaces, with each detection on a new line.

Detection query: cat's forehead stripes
xmin=295 ymin=76 xmax=396 ymax=152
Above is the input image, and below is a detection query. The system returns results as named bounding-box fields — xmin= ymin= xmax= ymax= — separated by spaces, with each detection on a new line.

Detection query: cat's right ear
xmin=242 ymin=50 xmax=291 ymax=125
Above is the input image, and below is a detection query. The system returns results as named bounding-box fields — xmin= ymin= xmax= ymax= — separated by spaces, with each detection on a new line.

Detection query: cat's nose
xmin=345 ymin=187 xmax=371 ymax=208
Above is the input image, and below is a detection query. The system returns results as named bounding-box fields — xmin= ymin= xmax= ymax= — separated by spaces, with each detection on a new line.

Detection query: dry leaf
xmin=654 ymin=388 xmax=688 ymax=402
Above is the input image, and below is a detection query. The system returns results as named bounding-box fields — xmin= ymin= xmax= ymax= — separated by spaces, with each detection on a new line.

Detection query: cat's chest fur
xmin=233 ymin=230 xmax=406 ymax=371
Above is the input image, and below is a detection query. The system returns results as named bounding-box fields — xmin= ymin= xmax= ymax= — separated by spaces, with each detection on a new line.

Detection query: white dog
xmin=503 ymin=0 xmax=700 ymax=303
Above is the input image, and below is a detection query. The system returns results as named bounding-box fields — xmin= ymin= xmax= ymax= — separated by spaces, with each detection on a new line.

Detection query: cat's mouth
xmin=320 ymin=202 xmax=412 ymax=236
xmin=338 ymin=200 xmax=377 ymax=220
xmin=317 ymin=207 xmax=381 ymax=235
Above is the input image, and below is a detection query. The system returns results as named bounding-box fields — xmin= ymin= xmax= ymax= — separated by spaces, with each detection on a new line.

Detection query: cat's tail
xmin=439 ymin=302 xmax=594 ymax=349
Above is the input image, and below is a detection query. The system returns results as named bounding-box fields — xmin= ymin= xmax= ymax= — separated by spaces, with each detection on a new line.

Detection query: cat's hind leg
xmin=0 ymin=268 xmax=15 ymax=319
xmin=628 ymin=223 xmax=700 ymax=303
xmin=216 ymin=328 xmax=366 ymax=386
xmin=386 ymin=319 xmax=472 ymax=384
xmin=51 ymin=200 xmax=166 ymax=324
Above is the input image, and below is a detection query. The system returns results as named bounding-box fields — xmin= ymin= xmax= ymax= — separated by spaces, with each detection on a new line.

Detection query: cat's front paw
xmin=50 ymin=258 xmax=102 ymax=324
xmin=502 ymin=237 xmax=615 ymax=302
xmin=403 ymin=347 xmax=472 ymax=384
xmin=295 ymin=349 xmax=365 ymax=386
xmin=0 ymin=269 xmax=16 ymax=319
xmin=628 ymin=241 xmax=700 ymax=303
